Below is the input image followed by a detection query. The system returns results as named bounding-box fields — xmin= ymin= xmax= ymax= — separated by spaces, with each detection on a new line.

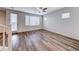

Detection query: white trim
xmin=0 ymin=46 xmax=8 ymax=51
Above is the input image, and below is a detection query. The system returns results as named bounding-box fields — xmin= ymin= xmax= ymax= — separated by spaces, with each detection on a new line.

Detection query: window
xmin=25 ymin=15 xmax=30 ymax=25
xmin=10 ymin=13 xmax=17 ymax=31
xmin=25 ymin=15 xmax=40 ymax=26
xmin=61 ymin=12 xmax=70 ymax=19
xmin=44 ymin=17 xmax=47 ymax=21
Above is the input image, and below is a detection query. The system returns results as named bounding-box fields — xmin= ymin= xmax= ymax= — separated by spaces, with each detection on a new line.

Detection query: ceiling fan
xmin=40 ymin=7 xmax=47 ymax=12
xmin=36 ymin=7 xmax=48 ymax=13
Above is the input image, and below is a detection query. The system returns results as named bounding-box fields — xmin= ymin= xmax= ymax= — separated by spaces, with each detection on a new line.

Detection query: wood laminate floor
xmin=0 ymin=33 xmax=3 ymax=46
xmin=12 ymin=30 xmax=79 ymax=51
xmin=0 ymin=33 xmax=8 ymax=47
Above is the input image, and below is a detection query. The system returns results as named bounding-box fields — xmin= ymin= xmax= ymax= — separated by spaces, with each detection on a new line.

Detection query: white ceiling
xmin=6 ymin=7 xmax=63 ymax=15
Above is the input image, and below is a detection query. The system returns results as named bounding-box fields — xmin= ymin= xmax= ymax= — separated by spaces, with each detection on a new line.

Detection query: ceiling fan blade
xmin=43 ymin=8 xmax=47 ymax=10
xmin=43 ymin=8 xmax=47 ymax=12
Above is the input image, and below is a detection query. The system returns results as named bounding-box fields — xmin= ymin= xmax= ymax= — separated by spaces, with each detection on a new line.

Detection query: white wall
xmin=43 ymin=7 xmax=79 ymax=40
